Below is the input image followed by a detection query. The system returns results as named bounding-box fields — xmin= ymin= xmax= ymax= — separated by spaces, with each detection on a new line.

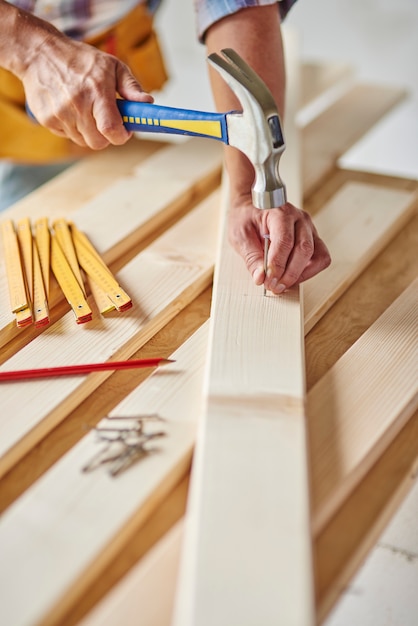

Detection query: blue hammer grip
xmin=26 ymin=99 xmax=230 ymax=144
xmin=117 ymin=100 xmax=229 ymax=144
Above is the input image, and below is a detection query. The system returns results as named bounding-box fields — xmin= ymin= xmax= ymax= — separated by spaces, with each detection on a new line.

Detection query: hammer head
xmin=208 ymin=48 xmax=287 ymax=210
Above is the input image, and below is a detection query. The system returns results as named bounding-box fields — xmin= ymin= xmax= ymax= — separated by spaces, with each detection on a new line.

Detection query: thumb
xmin=115 ymin=63 xmax=154 ymax=103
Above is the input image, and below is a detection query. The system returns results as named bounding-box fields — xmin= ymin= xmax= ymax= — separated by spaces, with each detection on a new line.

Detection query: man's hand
xmin=23 ymin=36 xmax=153 ymax=150
xmin=0 ymin=1 xmax=152 ymax=150
xmin=228 ymin=195 xmax=331 ymax=293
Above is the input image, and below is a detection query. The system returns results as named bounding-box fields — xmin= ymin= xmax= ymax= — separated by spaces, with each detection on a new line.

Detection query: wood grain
xmin=0 ymin=191 xmax=220 ymax=478
xmin=79 ymin=522 xmax=184 ymax=626
xmin=316 ymin=408 xmax=418 ymax=623
xmin=304 ymin=182 xmax=416 ymax=332
xmin=302 ymin=83 xmax=406 ymax=197
xmin=0 ymin=139 xmax=222 ymax=350
xmin=173 ymin=216 xmax=314 ymax=626
xmin=0 ymin=323 xmax=209 ymax=626
xmin=309 ymin=279 xmax=418 ymax=535
xmin=300 ymin=62 xmax=354 ymax=110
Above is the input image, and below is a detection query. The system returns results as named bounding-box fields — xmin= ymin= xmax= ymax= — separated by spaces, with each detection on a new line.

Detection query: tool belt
xmin=0 ymin=3 xmax=168 ymax=163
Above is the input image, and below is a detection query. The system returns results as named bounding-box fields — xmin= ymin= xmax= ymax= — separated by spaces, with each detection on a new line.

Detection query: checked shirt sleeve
xmin=194 ymin=0 xmax=298 ymax=42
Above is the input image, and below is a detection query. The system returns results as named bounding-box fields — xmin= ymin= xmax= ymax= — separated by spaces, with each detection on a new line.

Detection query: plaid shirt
xmin=10 ymin=0 xmax=297 ymax=40
xmin=195 ymin=1 xmax=298 ymax=41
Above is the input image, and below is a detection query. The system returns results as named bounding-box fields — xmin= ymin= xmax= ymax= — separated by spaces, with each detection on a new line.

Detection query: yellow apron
xmin=0 ymin=3 xmax=168 ymax=163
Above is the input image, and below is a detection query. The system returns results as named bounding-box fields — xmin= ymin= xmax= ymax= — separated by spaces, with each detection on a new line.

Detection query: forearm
xmin=205 ymin=5 xmax=286 ymax=201
xmin=0 ymin=1 xmax=63 ymax=78
xmin=0 ymin=0 xmax=151 ymax=150
xmin=204 ymin=5 xmax=330 ymax=291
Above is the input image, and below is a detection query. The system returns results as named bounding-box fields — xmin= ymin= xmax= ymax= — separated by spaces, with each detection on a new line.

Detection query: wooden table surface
xmin=0 ymin=65 xmax=417 ymax=625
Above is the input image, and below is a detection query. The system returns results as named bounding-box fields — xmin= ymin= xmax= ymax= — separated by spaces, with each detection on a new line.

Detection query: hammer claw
xmin=209 ymin=49 xmax=287 ymax=210
xmin=209 ymin=48 xmax=277 ymax=112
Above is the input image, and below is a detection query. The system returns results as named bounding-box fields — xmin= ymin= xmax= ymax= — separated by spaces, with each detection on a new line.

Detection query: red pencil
xmin=0 ymin=358 xmax=175 ymax=381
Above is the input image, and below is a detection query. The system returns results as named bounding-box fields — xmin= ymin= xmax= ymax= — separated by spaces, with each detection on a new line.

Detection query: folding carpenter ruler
xmin=16 ymin=217 xmax=50 ymax=327
xmin=34 ymin=217 xmax=50 ymax=298
xmin=50 ymin=233 xmax=93 ymax=324
xmin=1 ymin=217 xmax=132 ymax=327
xmin=70 ymin=223 xmax=132 ymax=312
xmin=1 ymin=220 xmax=32 ymax=327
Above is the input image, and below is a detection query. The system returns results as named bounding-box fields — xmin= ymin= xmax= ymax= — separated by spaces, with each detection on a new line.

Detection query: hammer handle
xmin=26 ymin=100 xmax=230 ymax=144
xmin=117 ymin=100 xmax=229 ymax=143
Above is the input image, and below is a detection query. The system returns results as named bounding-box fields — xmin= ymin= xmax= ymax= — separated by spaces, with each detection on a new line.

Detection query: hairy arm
xmin=0 ymin=0 xmax=152 ymax=150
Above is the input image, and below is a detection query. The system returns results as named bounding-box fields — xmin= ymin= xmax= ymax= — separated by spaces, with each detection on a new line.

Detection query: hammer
xmin=121 ymin=48 xmax=287 ymax=294
xmin=28 ymin=49 xmax=287 ymax=291
xmin=119 ymin=48 xmax=287 ymax=211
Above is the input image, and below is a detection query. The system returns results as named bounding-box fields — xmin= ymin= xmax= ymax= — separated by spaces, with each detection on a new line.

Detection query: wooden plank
xmin=0 ymin=186 xmax=414 ymax=624
xmin=173 ymin=30 xmax=313 ymax=625
xmin=0 ymin=323 xmax=209 ymax=626
xmin=322 ymin=481 xmax=418 ymax=626
xmin=80 ymin=413 xmax=418 ymax=626
xmin=298 ymin=62 xmax=355 ymax=127
xmin=338 ymin=98 xmax=418 ymax=181
xmin=309 ymin=279 xmax=418 ymax=535
xmin=4 ymin=140 xmax=161 ymax=220
xmin=80 ymin=283 xmax=418 ymax=626
xmin=300 ymin=62 xmax=354 ymax=110
xmin=303 ymin=182 xmax=417 ymax=333
xmin=302 ymin=83 xmax=406 ymax=197
xmin=79 ymin=522 xmax=184 ymax=626
xmin=316 ymin=408 xmax=418 ymax=623
xmin=0 ymin=139 xmax=222 ymax=351
xmin=2 ymin=178 xmax=411 ymax=624
xmin=0 ymin=191 xmax=220 ymax=478
xmin=173 ymin=215 xmax=314 ymax=626
xmin=0 ymin=58 xmax=414 ymax=624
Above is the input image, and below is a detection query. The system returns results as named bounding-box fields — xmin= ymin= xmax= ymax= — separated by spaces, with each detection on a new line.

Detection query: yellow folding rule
xmin=1 ymin=218 xmax=132 ymax=327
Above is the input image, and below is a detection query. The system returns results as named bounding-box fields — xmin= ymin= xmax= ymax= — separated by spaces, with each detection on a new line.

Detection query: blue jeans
xmin=0 ymin=161 xmax=75 ymax=212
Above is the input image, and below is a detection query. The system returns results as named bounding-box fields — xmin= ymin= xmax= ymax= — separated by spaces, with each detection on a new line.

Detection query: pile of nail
xmin=82 ymin=414 xmax=166 ymax=477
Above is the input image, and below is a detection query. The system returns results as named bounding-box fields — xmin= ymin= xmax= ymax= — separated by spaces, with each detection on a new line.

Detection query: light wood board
xmin=338 ymin=98 xmax=418 ymax=181
xmin=1 ymin=179 xmax=411 ymax=625
xmin=173 ymin=30 xmax=314 ymax=625
xmin=173 ymin=210 xmax=314 ymax=626
xmin=309 ymin=278 xmax=418 ymax=534
xmin=298 ymin=62 xmax=355 ymax=127
xmin=300 ymin=62 xmax=354 ymax=110
xmin=79 ymin=522 xmax=184 ymax=626
xmin=303 ymin=182 xmax=416 ymax=332
xmin=316 ymin=408 xmax=418 ymax=623
xmin=0 ymin=323 xmax=209 ymax=626
xmin=81 ymin=281 xmax=418 ymax=626
xmin=302 ymin=83 xmax=406 ymax=197
xmin=0 ymin=191 xmax=220 ymax=478
xmin=0 ymin=139 xmax=222 ymax=350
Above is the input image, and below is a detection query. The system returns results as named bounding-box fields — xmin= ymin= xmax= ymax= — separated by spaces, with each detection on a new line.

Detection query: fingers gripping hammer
xmin=27 ymin=48 xmax=287 ymax=209
xmin=119 ymin=48 xmax=287 ymax=210
xmin=28 ymin=49 xmax=286 ymax=289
